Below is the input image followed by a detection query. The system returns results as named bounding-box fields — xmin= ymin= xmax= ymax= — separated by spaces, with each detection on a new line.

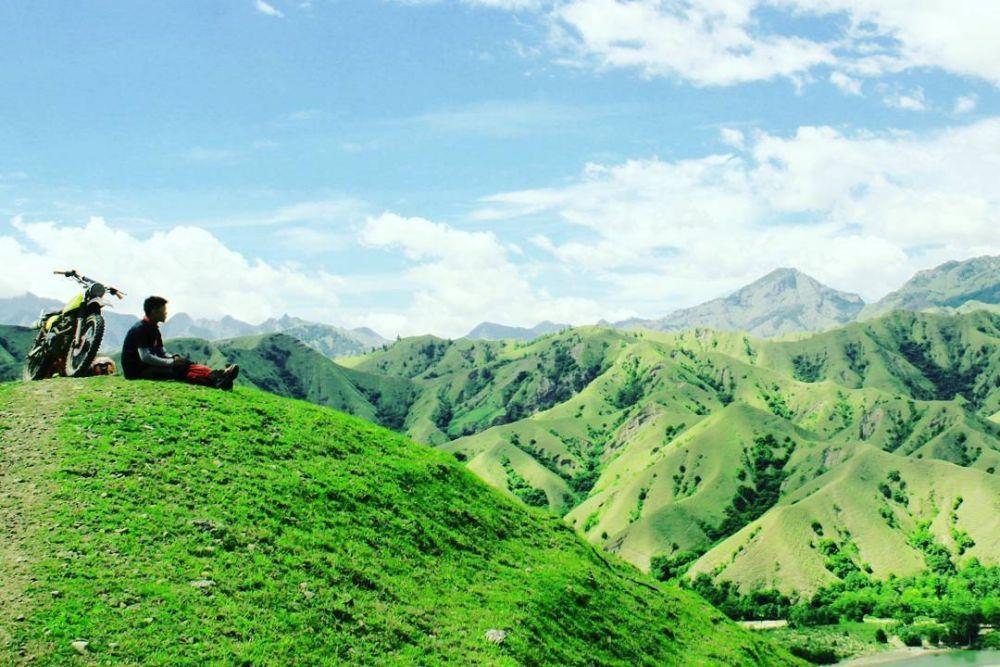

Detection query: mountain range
xmin=614 ymin=267 xmax=866 ymax=337
xmin=539 ymin=255 xmax=1000 ymax=341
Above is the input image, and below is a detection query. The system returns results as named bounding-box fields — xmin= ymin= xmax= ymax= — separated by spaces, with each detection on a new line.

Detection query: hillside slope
xmin=168 ymin=333 xmax=417 ymax=428
xmin=438 ymin=311 xmax=1000 ymax=594
xmin=0 ymin=378 xmax=798 ymax=665
xmin=0 ymin=325 xmax=35 ymax=382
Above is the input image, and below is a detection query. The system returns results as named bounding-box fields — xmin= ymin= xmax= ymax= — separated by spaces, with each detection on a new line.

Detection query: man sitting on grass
xmin=121 ymin=296 xmax=239 ymax=390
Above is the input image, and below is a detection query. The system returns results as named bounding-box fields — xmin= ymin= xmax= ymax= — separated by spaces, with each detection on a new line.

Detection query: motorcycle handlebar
xmin=54 ymin=269 xmax=125 ymax=297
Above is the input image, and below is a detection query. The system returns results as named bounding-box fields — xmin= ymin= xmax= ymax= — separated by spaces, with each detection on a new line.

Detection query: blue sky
xmin=1 ymin=0 xmax=998 ymax=336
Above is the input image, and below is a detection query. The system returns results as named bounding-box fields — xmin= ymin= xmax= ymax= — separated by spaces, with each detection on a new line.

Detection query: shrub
xmin=651 ymin=551 xmax=701 ymax=582
xmin=788 ymin=603 xmax=837 ymax=628
xmin=898 ymin=625 xmax=923 ymax=647
xmin=787 ymin=642 xmax=838 ymax=665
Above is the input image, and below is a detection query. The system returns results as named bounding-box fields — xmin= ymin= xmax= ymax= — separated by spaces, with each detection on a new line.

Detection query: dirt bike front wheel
xmin=23 ymin=350 xmax=50 ymax=381
xmin=64 ymin=313 xmax=105 ymax=377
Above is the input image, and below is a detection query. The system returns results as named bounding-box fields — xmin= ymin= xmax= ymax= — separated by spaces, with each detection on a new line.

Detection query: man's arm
xmin=138 ymin=347 xmax=175 ymax=368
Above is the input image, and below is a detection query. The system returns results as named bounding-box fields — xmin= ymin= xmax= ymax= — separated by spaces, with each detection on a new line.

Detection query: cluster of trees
xmin=707 ymin=434 xmax=796 ymax=540
xmin=791 ymin=352 xmax=827 ymax=383
xmin=684 ymin=559 xmax=1000 ymax=648
xmin=498 ymin=455 xmax=548 ymax=508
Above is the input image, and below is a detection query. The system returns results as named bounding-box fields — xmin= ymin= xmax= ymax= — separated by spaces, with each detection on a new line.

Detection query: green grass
xmin=0 ymin=377 xmax=799 ymax=666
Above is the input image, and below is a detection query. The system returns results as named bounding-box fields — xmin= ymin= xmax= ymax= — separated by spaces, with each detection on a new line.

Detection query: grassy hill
xmin=149 ymin=333 xmax=417 ymax=430
xmin=0 ymin=377 xmax=798 ymax=665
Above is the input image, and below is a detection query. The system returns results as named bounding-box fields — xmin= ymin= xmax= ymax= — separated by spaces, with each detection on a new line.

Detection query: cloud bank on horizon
xmin=0 ymin=0 xmax=997 ymax=337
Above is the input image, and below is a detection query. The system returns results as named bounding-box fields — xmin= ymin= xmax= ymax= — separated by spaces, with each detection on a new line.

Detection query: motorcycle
xmin=24 ymin=270 xmax=125 ymax=380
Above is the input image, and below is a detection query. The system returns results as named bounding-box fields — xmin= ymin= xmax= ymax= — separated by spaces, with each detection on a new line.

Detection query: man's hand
xmin=171 ymin=355 xmax=191 ymax=369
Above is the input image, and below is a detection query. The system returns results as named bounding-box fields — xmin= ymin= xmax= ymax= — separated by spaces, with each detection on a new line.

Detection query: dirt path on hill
xmin=0 ymin=380 xmax=81 ymax=662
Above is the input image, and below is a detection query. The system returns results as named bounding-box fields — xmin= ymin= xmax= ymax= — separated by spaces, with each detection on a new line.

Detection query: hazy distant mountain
xmin=616 ymin=268 xmax=865 ymax=337
xmin=859 ymin=255 xmax=1000 ymax=320
xmin=161 ymin=313 xmax=259 ymax=340
xmin=0 ymin=295 xmax=385 ymax=359
xmin=0 ymin=293 xmax=63 ymax=326
xmin=465 ymin=320 xmax=568 ymax=342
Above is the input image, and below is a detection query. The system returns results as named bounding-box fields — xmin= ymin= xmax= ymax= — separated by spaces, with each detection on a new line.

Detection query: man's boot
xmin=218 ymin=364 xmax=240 ymax=391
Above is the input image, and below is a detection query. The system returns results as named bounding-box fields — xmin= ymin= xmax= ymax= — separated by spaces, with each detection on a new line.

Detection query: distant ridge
xmin=614 ymin=268 xmax=865 ymax=337
xmin=859 ymin=255 xmax=1000 ymax=320
xmin=465 ymin=320 xmax=568 ymax=342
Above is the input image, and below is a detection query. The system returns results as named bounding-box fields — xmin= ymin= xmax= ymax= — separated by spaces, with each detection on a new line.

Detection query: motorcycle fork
xmin=71 ymin=316 xmax=84 ymax=353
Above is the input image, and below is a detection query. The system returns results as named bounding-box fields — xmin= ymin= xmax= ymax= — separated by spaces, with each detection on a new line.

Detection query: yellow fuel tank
xmin=61 ymin=293 xmax=84 ymax=313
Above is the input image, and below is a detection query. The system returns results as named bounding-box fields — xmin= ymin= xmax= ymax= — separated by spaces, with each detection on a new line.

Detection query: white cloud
xmin=421 ymin=0 xmax=1000 ymax=87
xmin=464 ymin=0 xmax=542 ymax=8
xmin=719 ymin=128 xmax=746 ymax=149
xmin=255 ymin=0 xmax=284 ymax=17
xmin=551 ymin=0 xmax=835 ymax=85
xmin=476 ymin=118 xmax=1000 ymax=310
xmin=953 ymin=94 xmax=978 ymax=114
xmin=883 ymin=87 xmax=926 ymax=111
xmin=184 ymin=197 xmax=367 ymax=230
xmin=0 ymin=217 xmax=342 ymax=323
xmin=358 ymin=212 xmax=608 ymax=336
xmin=402 ymin=100 xmax=591 ymax=137
xmin=779 ymin=0 xmax=1000 ymax=84
xmin=829 ymin=71 xmax=862 ymax=95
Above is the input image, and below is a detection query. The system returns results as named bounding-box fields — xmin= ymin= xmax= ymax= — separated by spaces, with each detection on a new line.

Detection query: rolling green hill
xmin=396 ymin=311 xmax=1000 ymax=596
xmin=0 ymin=377 xmax=798 ymax=665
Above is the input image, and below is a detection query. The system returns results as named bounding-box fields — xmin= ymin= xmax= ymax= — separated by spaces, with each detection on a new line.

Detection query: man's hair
xmin=143 ymin=296 xmax=168 ymax=316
